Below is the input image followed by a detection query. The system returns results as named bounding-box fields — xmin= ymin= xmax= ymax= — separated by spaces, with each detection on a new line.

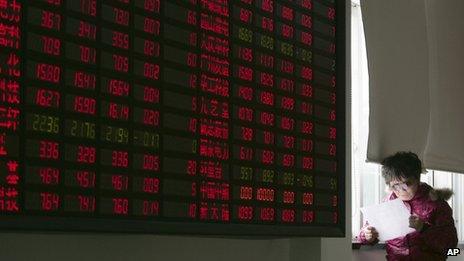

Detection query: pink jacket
xmin=358 ymin=183 xmax=458 ymax=260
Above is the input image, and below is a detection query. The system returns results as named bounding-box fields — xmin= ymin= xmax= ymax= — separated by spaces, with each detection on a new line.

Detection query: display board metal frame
xmin=0 ymin=0 xmax=346 ymax=237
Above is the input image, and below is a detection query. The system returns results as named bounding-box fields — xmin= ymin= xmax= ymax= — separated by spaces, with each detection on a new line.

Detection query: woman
xmin=358 ymin=152 xmax=458 ymax=260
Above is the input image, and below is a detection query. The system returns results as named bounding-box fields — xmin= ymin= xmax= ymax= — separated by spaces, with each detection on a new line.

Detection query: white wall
xmin=353 ymin=246 xmax=464 ymax=261
xmin=0 ymin=234 xmax=324 ymax=261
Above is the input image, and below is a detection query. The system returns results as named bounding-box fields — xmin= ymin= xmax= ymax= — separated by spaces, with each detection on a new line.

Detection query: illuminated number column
xmin=253 ymin=0 xmax=278 ymax=224
xmin=62 ymin=0 xmax=99 ymax=215
xmin=230 ymin=0 xmax=256 ymax=223
xmin=24 ymin=0 xmax=63 ymax=214
xmin=162 ymin=0 xmax=200 ymax=220
xmin=0 ymin=0 xmax=21 ymax=213
xmin=197 ymin=0 xmax=230 ymax=222
xmin=293 ymin=0 xmax=316 ymax=225
xmin=274 ymin=0 xmax=298 ymax=224
xmin=294 ymin=0 xmax=314 ymax=224
xmin=132 ymin=0 xmax=162 ymax=218
xmin=99 ymin=0 xmax=132 ymax=217
xmin=310 ymin=0 xmax=338 ymax=225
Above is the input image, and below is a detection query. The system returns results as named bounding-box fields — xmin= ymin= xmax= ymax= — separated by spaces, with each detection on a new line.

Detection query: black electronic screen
xmin=0 ymin=0 xmax=345 ymax=236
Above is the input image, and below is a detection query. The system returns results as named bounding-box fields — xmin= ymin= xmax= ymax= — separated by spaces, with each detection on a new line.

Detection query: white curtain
xmin=351 ymin=0 xmax=380 ymax=236
xmin=362 ymin=0 xmax=464 ymax=173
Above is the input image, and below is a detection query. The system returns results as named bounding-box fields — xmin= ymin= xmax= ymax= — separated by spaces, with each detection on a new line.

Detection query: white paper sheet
xmin=360 ymin=199 xmax=415 ymax=241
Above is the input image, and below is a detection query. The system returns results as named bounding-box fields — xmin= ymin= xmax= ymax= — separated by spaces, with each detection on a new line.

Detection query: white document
xmin=360 ymin=199 xmax=415 ymax=241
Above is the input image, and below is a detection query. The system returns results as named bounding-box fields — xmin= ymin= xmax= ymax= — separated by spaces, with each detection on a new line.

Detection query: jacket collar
xmin=410 ymin=182 xmax=432 ymax=201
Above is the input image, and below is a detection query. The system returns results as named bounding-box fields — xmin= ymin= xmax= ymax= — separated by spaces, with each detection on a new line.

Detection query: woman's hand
xmin=363 ymin=226 xmax=379 ymax=243
xmin=409 ymin=215 xmax=424 ymax=231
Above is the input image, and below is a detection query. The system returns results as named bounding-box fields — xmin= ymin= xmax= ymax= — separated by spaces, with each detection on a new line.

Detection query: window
xmin=351 ymin=0 xmax=464 ymax=242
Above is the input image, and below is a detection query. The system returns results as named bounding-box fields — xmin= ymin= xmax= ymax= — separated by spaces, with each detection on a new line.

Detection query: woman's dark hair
xmin=381 ymin=151 xmax=422 ymax=184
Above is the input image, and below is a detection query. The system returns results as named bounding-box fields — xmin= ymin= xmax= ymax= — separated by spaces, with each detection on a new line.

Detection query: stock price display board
xmin=0 ymin=0 xmax=345 ymax=236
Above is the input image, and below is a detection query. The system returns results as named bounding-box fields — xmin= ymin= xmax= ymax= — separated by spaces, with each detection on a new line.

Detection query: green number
xmin=103 ymin=126 xmax=128 ymax=143
xmin=39 ymin=115 xmax=47 ymax=132
xmin=300 ymin=49 xmax=312 ymax=62
xmin=302 ymin=175 xmax=313 ymax=188
xmin=117 ymin=127 xmax=129 ymax=143
xmin=117 ymin=128 xmax=124 ymax=143
xmin=71 ymin=120 xmax=95 ymax=139
xmin=143 ymin=132 xmax=159 ymax=148
xmin=143 ymin=132 xmax=151 ymax=147
xmin=70 ymin=120 xmax=77 ymax=136
xmin=33 ymin=114 xmax=59 ymax=133
xmin=240 ymin=166 xmax=252 ymax=181
xmin=87 ymin=122 xmax=95 ymax=139
xmin=154 ymin=134 xmax=159 ymax=148
xmin=32 ymin=114 xmax=40 ymax=131
xmin=192 ymin=140 xmax=197 ymax=153
xmin=105 ymin=126 xmax=112 ymax=142
xmin=262 ymin=169 xmax=274 ymax=183
xmin=280 ymin=42 xmax=293 ymax=56
xmin=330 ymin=178 xmax=337 ymax=190
xmin=283 ymin=172 xmax=294 ymax=186
xmin=50 ymin=116 xmax=59 ymax=133
xmin=238 ymin=27 xmax=252 ymax=43
xmin=260 ymin=35 xmax=274 ymax=50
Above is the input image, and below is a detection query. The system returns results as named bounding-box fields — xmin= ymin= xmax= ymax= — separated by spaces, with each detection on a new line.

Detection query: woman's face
xmin=389 ymin=177 xmax=419 ymax=201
